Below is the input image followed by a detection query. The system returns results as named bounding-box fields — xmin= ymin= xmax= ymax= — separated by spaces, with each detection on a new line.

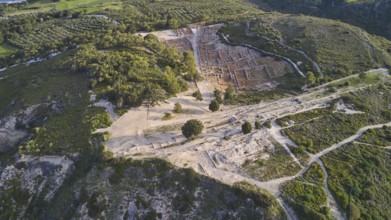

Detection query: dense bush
xmin=242 ymin=121 xmax=252 ymax=134
xmin=323 ymin=142 xmax=391 ymax=219
xmin=214 ymin=88 xmax=223 ymax=104
xmin=182 ymin=119 xmax=204 ymax=139
xmin=209 ymin=100 xmax=220 ymax=112
xmin=282 ymin=113 xmax=369 ymax=153
xmin=173 ymin=103 xmax=183 ymax=113
xmin=192 ymin=90 xmax=203 ymax=101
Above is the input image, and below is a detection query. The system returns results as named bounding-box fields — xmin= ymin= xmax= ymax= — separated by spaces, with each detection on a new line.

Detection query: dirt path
xmin=93 ymin=99 xmax=119 ymax=121
xmin=278 ymin=41 xmax=324 ymax=76
xmin=308 ymin=68 xmax=388 ymax=92
xmin=191 ymin=27 xmax=201 ymax=74
xmin=243 ymin=21 xmax=315 ymax=77
xmin=269 ymin=119 xmax=303 ymax=167
xmin=354 ymin=141 xmax=391 ymax=149
xmin=97 ymin=106 xmax=149 ymax=153
xmin=317 ymin=159 xmax=344 ymax=220
xmin=277 ymin=197 xmax=299 ymax=220
xmin=308 ymin=122 xmax=391 ymax=164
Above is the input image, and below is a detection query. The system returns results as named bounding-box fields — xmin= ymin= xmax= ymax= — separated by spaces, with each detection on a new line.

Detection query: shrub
xmin=182 ymin=119 xmax=204 ymax=139
xmin=242 ymin=121 xmax=252 ymax=134
xmin=224 ymin=84 xmax=236 ymax=100
xmin=209 ymin=100 xmax=220 ymax=112
xmin=255 ymin=121 xmax=261 ymax=129
xmin=214 ymin=88 xmax=223 ymax=103
xmin=173 ymin=102 xmax=183 ymax=113
xmin=192 ymin=90 xmax=203 ymax=101
xmin=162 ymin=112 xmax=173 ymax=120
xmin=263 ymin=120 xmax=272 ymax=129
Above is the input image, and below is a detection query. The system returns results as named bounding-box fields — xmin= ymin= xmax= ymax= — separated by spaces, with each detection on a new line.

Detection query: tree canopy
xmin=209 ymin=100 xmax=220 ymax=112
xmin=70 ymin=32 xmax=195 ymax=107
xmin=182 ymin=119 xmax=204 ymax=139
xmin=242 ymin=121 xmax=252 ymax=134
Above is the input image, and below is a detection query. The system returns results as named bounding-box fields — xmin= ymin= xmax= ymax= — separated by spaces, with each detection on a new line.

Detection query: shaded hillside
xmin=250 ymin=0 xmax=391 ymax=40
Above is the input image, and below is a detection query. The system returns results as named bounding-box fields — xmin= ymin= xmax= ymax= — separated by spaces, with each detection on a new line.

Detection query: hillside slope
xmin=222 ymin=13 xmax=391 ymax=79
xmin=251 ymin=0 xmax=391 ymax=40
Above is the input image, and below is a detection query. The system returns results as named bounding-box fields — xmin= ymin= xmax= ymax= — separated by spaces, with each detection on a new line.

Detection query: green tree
xmin=209 ymin=100 xmax=220 ymax=112
xmin=162 ymin=67 xmax=181 ymax=95
xmin=192 ymin=90 xmax=203 ymax=101
xmin=173 ymin=102 xmax=183 ymax=113
xmin=242 ymin=121 xmax=252 ymax=134
xmin=224 ymin=84 xmax=236 ymax=100
xmin=144 ymin=83 xmax=167 ymax=107
xmin=144 ymin=33 xmax=158 ymax=42
xmin=255 ymin=121 xmax=261 ymax=129
xmin=349 ymin=203 xmax=361 ymax=220
xmin=182 ymin=119 xmax=204 ymax=139
xmin=198 ymin=15 xmax=207 ymax=22
xmin=168 ymin=19 xmax=180 ymax=29
xmin=182 ymin=50 xmax=197 ymax=80
xmin=307 ymin=71 xmax=316 ymax=86
xmin=214 ymin=88 xmax=223 ymax=103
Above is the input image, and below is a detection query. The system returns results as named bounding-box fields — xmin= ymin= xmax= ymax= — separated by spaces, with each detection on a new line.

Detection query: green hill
xmin=223 ymin=13 xmax=391 ymax=79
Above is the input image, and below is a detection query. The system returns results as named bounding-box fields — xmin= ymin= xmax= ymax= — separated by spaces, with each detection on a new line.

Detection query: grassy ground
xmin=281 ymin=163 xmax=331 ymax=219
xmin=322 ymin=142 xmax=391 ymax=219
xmin=327 ymin=71 xmax=383 ymax=89
xmin=341 ymin=83 xmax=391 ymax=122
xmin=282 ymin=112 xmax=370 ymax=153
xmin=0 ymin=43 xmax=18 ymax=58
xmin=0 ymin=52 xmax=107 ymax=155
xmin=242 ymin=138 xmax=301 ymax=181
xmin=280 ymin=82 xmax=391 ymax=153
xmin=357 ymin=126 xmax=391 ymax=146
xmin=276 ymin=108 xmax=331 ymax=127
xmin=222 ymin=14 xmax=391 ymax=80
xmin=0 ymin=52 xmax=78 ymax=117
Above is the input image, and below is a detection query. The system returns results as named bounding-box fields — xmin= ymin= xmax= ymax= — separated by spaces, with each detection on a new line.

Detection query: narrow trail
xmin=307 ymin=68 xmax=388 ymax=93
xmin=354 ymin=141 xmax=391 ymax=149
xmin=220 ymin=29 xmax=306 ymax=77
xmin=277 ymin=197 xmax=299 ymax=220
xmin=191 ymin=27 xmax=201 ymax=75
xmin=308 ymin=122 xmax=391 ymax=164
xmin=244 ymin=21 xmax=322 ymax=76
xmin=278 ymin=41 xmax=323 ymax=76
xmin=269 ymin=119 xmax=303 ymax=168
xmin=317 ymin=159 xmax=344 ymax=220
xmin=242 ymin=43 xmax=306 ymax=78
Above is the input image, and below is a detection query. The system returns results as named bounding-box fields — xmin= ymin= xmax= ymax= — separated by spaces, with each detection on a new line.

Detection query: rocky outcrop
xmin=0 ymin=101 xmax=65 ymax=153
xmin=0 ymin=155 xmax=74 ymax=218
